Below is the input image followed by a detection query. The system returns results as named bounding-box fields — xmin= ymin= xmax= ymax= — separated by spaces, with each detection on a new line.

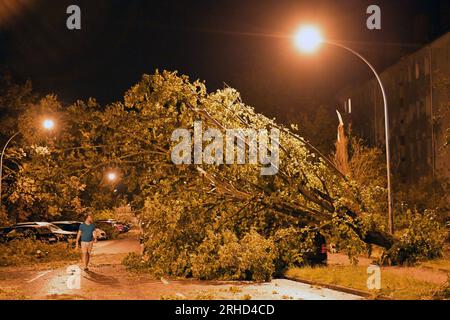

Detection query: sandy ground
xmin=0 ymin=236 xmax=361 ymax=300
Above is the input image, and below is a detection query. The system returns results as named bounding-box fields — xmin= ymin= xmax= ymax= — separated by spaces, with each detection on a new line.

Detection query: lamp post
xmin=0 ymin=118 xmax=56 ymax=208
xmin=294 ymin=25 xmax=394 ymax=234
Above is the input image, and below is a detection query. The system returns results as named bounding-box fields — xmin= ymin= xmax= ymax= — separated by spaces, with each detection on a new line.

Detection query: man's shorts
xmin=81 ymin=241 xmax=94 ymax=254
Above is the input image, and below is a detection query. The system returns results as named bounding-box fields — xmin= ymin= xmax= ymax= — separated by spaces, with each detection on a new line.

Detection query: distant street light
xmin=107 ymin=172 xmax=118 ymax=182
xmin=42 ymin=119 xmax=55 ymax=130
xmin=294 ymin=25 xmax=394 ymax=234
xmin=0 ymin=118 xmax=56 ymax=208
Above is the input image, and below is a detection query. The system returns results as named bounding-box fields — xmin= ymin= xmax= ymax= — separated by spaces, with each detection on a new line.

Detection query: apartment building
xmin=339 ymin=32 xmax=449 ymax=185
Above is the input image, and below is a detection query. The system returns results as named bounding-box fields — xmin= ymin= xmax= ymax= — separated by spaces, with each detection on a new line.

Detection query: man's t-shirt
xmin=79 ymin=223 xmax=95 ymax=242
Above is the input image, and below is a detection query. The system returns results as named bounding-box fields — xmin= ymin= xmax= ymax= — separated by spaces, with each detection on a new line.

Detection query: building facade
xmin=339 ymin=32 xmax=449 ymax=186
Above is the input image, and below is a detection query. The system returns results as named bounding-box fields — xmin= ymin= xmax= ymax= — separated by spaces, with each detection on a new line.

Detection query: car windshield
xmin=47 ymin=224 xmax=63 ymax=232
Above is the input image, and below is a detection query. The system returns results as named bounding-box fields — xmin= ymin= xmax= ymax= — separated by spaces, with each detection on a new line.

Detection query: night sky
xmin=0 ymin=0 xmax=449 ymax=120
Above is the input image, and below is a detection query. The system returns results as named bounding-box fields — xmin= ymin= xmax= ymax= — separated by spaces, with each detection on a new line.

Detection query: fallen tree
xmin=4 ymin=71 xmax=443 ymax=279
xmin=119 ymin=71 xmax=399 ymax=279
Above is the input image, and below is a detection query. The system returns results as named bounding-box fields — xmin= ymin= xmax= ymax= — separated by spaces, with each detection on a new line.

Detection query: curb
xmin=284 ymin=276 xmax=393 ymax=300
xmin=420 ymin=265 xmax=450 ymax=274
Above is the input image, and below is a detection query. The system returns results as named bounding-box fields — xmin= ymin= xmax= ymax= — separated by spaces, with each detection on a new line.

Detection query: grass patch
xmin=0 ymin=239 xmax=78 ymax=267
xmin=286 ymin=265 xmax=444 ymax=300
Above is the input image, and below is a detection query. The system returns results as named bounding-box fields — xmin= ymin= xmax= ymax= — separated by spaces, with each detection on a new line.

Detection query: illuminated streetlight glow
xmin=107 ymin=172 xmax=117 ymax=182
xmin=42 ymin=119 xmax=55 ymax=130
xmin=294 ymin=25 xmax=323 ymax=53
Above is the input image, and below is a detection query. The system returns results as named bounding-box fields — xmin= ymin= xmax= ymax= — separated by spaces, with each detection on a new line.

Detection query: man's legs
xmin=85 ymin=252 xmax=91 ymax=268
xmin=81 ymin=242 xmax=93 ymax=271
xmin=82 ymin=252 xmax=89 ymax=270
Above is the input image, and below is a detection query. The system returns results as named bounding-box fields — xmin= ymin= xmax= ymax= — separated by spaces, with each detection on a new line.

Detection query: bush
xmin=0 ymin=209 xmax=9 ymax=226
xmin=433 ymin=275 xmax=450 ymax=300
xmin=0 ymin=239 xmax=78 ymax=267
xmin=383 ymin=210 xmax=446 ymax=265
xmin=190 ymin=230 xmax=277 ymax=282
xmin=240 ymin=231 xmax=277 ymax=281
xmin=122 ymin=252 xmax=147 ymax=271
xmin=124 ymin=229 xmax=278 ymax=281
xmin=99 ymin=224 xmax=120 ymax=240
xmin=271 ymin=227 xmax=319 ymax=275
xmin=190 ymin=230 xmax=236 ymax=280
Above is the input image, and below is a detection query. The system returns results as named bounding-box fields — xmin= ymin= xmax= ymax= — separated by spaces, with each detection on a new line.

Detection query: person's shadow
xmin=82 ymin=270 xmax=120 ymax=287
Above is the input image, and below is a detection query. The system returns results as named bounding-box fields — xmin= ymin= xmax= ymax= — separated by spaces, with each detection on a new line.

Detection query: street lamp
xmin=105 ymin=169 xmax=122 ymax=186
xmin=0 ymin=118 xmax=56 ymax=208
xmin=42 ymin=119 xmax=55 ymax=130
xmin=294 ymin=25 xmax=394 ymax=234
xmin=107 ymin=172 xmax=118 ymax=182
xmin=294 ymin=25 xmax=323 ymax=53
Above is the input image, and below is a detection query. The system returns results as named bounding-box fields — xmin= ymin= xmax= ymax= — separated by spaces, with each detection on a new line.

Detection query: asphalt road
xmin=0 ymin=236 xmax=362 ymax=300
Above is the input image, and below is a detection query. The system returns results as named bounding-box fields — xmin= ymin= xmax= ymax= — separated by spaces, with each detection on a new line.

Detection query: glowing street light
xmin=293 ymin=25 xmax=394 ymax=234
xmin=293 ymin=25 xmax=323 ymax=53
xmin=42 ymin=119 xmax=55 ymax=130
xmin=107 ymin=172 xmax=118 ymax=182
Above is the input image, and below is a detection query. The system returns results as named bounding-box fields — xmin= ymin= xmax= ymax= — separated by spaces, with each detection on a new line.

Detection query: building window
xmin=424 ymin=57 xmax=430 ymax=75
xmin=415 ymin=61 xmax=420 ymax=79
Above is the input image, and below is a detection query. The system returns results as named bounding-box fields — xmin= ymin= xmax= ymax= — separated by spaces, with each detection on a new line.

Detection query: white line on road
xmin=27 ymin=270 xmax=52 ymax=283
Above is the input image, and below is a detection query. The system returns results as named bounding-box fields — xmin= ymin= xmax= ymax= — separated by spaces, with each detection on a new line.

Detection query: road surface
xmin=0 ymin=235 xmax=362 ymax=300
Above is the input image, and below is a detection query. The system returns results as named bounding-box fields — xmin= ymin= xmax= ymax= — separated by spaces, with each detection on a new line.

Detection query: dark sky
xmin=0 ymin=0 xmax=449 ymax=120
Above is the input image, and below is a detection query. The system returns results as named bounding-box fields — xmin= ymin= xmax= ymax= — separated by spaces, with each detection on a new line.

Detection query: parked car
xmin=120 ymin=223 xmax=131 ymax=233
xmin=0 ymin=227 xmax=14 ymax=243
xmin=96 ymin=219 xmax=129 ymax=233
xmin=5 ymin=225 xmax=59 ymax=243
xmin=94 ymin=228 xmax=108 ymax=241
xmin=15 ymin=222 xmax=77 ymax=242
xmin=52 ymin=221 xmax=108 ymax=241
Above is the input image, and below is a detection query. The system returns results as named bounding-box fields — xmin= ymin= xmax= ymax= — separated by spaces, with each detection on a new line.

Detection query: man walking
xmin=76 ymin=214 xmax=97 ymax=271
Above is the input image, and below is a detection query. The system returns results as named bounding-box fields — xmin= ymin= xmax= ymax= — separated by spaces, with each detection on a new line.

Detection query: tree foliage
xmin=123 ymin=71 xmax=394 ymax=278
xmin=1 ymin=71 xmax=444 ymax=279
xmin=383 ymin=210 xmax=446 ymax=265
